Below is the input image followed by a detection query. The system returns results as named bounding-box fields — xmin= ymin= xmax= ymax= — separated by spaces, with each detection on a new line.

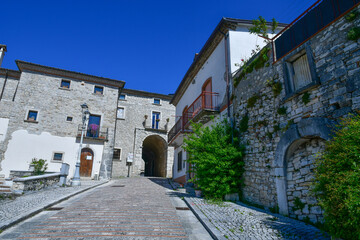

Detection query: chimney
xmin=0 ymin=45 xmax=7 ymax=68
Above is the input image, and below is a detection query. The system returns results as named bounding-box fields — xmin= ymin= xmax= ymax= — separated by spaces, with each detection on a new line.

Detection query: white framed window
xmin=154 ymin=98 xmax=161 ymax=105
xmin=117 ymin=107 xmax=125 ymax=119
xmin=94 ymin=86 xmax=104 ymax=95
xmin=60 ymin=79 xmax=71 ymax=89
xmin=119 ymin=94 xmax=126 ymax=100
xmin=66 ymin=116 xmax=73 ymax=122
xmin=52 ymin=152 xmax=64 ymax=163
xmin=25 ymin=110 xmax=39 ymax=123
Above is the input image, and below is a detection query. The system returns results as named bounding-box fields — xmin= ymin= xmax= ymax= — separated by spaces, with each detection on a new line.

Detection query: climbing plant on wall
xmin=313 ymin=115 xmax=360 ymax=239
xmin=183 ymin=120 xmax=245 ymax=200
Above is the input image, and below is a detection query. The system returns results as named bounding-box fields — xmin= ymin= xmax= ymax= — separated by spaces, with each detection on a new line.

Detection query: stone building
xmin=112 ymin=88 xmax=175 ymax=178
xmin=0 ymin=58 xmax=175 ymax=180
xmin=231 ymin=0 xmax=360 ymax=223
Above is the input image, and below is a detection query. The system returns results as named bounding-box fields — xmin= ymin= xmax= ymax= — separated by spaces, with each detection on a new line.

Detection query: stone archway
xmin=274 ymin=117 xmax=336 ymax=216
xmin=142 ymin=135 xmax=167 ymax=177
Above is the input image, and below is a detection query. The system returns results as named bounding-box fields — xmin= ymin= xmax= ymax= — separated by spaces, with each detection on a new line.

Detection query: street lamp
xmin=72 ymin=103 xmax=90 ymax=186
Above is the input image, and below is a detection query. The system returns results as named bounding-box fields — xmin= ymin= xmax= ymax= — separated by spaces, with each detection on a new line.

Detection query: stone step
xmin=0 ymin=185 xmax=10 ymax=188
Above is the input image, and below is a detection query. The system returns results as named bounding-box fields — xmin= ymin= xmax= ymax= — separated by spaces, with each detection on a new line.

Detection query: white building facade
xmin=168 ymin=18 xmax=285 ymax=183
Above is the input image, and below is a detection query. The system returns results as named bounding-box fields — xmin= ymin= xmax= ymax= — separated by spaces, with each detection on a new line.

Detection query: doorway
xmin=80 ymin=148 xmax=94 ymax=177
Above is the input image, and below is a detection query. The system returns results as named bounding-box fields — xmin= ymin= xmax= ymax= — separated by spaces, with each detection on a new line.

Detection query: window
xmin=119 ymin=94 xmax=126 ymax=100
xmin=66 ymin=116 xmax=73 ymax=122
xmin=94 ymin=86 xmax=104 ymax=95
xmin=177 ymin=151 xmax=183 ymax=171
xmin=117 ymin=107 xmax=125 ymax=119
xmin=27 ymin=111 xmax=38 ymax=121
xmin=52 ymin=152 xmax=64 ymax=162
xmin=87 ymin=114 xmax=101 ymax=137
xmin=113 ymin=148 xmax=121 ymax=161
xmin=152 ymin=112 xmax=160 ymax=129
xmin=60 ymin=80 xmax=71 ymax=89
xmin=154 ymin=98 xmax=161 ymax=105
xmin=283 ymin=44 xmax=318 ymax=97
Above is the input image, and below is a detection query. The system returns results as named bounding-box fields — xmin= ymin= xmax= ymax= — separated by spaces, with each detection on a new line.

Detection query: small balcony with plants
xmin=76 ymin=124 xmax=108 ymax=141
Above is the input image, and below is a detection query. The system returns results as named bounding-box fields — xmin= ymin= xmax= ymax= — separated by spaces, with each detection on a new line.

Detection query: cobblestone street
xmin=185 ymin=197 xmax=329 ymax=240
xmin=0 ymin=178 xmax=209 ymax=239
xmin=0 ymin=177 xmax=330 ymax=240
xmin=0 ymin=180 xmax=107 ymax=230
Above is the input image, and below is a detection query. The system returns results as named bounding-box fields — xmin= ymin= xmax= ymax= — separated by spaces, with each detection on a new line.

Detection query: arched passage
xmin=142 ymin=135 xmax=167 ymax=177
xmin=274 ymin=117 xmax=336 ymax=216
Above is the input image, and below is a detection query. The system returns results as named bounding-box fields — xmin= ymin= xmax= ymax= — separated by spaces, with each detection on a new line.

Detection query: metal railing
xmin=168 ymin=92 xmax=219 ymax=143
xmin=168 ymin=117 xmax=183 ymax=143
xmin=77 ymin=125 xmax=108 ymax=140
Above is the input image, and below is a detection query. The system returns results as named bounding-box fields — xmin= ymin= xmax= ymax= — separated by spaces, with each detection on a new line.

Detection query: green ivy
xmin=313 ymin=115 xmax=360 ymax=239
xmin=277 ymin=106 xmax=287 ymax=115
xmin=233 ymin=48 xmax=270 ymax=88
xmin=253 ymin=120 xmax=268 ymax=127
xmin=345 ymin=10 xmax=359 ymax=22
xmin=347 ymin=27 xmax=360 ymax=41
xmin=247 ymin=95 xmax=260 ymax=108
xmin=238 ymin=114 xmax=249 ymax=133
xmin=302 ymin=92 xmax=310 ymax=105
xmin=292 ymin=197 xmax=306 ymax=212
xmin=183 ymin=120 xmax=245 ymax=200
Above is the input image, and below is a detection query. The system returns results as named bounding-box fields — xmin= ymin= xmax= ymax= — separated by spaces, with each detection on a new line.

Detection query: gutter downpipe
xmin=0 ymin=69 xmax=8 ymax=101
xmin=219 ymin=29 xmax=234 ymax=143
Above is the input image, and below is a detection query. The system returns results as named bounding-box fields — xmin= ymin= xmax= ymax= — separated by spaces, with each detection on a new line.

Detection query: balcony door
xmin=202 ymin=78 xmax=212 ymax=109
xmin=88 ymin=114 xmax=101 ymax=137
xmin=152 ymin=112 xmax=160 ymax=129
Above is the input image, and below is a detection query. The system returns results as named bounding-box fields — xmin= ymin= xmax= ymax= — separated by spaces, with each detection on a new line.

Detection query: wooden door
xmin=80 ymin=148 xmax=93 ymax=177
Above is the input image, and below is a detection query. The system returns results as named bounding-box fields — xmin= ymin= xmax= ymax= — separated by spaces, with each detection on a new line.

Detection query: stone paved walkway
xmin=0 ymin=180 xmax=107 ymax=230
xmin=1 ymin=178 xmax=190 ymax=239
xmin=185 ymin=197 xmax=330 ymax=240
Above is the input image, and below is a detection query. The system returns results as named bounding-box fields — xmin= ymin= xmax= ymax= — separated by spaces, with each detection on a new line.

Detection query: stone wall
xmin=232 ymin=4 xmax=360 ymax=222
xmin=11 ymin=173 xmax=61 ymax=194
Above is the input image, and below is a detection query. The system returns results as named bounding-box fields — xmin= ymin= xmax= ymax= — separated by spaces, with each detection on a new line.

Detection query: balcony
xmin=76 ymin=124 xmax=108 ymax=141
xmin=168 ymin=91 xmax=219 ymax=144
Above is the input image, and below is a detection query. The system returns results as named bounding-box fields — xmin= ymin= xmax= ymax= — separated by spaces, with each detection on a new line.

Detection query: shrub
xmin=183 ymin=120 xmax=245 ymax=200
xmin=347 ymin=27 xmax=360 ymax=41
xmin=247 ymin=95 xmax=260 ymax=108
xmin=313 ymin=115 xmax=360 ymax=239
xmin=31 ymin=158 xmax=48 ymax=176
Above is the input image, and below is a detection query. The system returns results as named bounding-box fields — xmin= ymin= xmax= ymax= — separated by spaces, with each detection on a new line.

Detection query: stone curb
xmin=184 ymin=197 xmax=226 ymax=240
xmin=0 ymin=180 xmax=109 ymax=231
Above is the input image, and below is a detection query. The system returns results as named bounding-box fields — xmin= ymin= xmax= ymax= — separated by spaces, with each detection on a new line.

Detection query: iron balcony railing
xmin=168 ymin=116 xmax=183 ymax=143
xmin=168 ymin=91 xmax=219 ymax=143
xmin=77 ymin=125 xmax=108 ymax=140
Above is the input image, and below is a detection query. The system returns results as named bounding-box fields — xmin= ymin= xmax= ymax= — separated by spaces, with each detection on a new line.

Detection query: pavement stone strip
xmin=185 ymin=197 xmax=329 ymax=240
xmin=0 ymin=180 xmax=108 ymax=230
xmin=0 ymin=178 xmax=329 ymax=239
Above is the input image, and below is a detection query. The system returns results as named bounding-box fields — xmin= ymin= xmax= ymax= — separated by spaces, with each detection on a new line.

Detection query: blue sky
xmin=1 ymin=0 xmax=317 ymax=94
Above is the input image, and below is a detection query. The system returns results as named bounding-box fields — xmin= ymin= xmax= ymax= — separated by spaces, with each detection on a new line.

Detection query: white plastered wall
xmin=1 ymin=130 xmax=104 ymax=178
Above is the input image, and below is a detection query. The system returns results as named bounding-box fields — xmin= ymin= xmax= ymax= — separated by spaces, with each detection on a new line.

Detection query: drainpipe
xmin=219 ymin=29 xmax=234 ymax=143
xmin=0 ymin=69 xmax=8 ymax=101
